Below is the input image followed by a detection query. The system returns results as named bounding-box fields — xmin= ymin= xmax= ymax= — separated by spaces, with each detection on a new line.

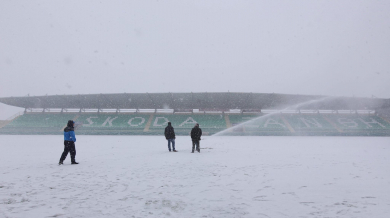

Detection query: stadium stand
xmin=0 ymin=92 xmax=389 ymax=136
xmin=1 ymin=112 xmax=390 ymax=136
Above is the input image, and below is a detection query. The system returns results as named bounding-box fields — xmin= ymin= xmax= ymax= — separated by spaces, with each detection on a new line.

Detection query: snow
xmin=0 ymin=135 xmax=389 ymax=218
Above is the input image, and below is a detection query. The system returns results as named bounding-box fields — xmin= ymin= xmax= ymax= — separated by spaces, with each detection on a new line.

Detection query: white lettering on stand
xmin=338 ymin=118 xmax=358 ymax=128
xmin=84 ymin=117 xmax=98 ymax=126
xmin=358 ymin=118 xmax=385 ymax=128
xmin=300 ymin=118 xmax=322 ymax=128
xmin=179 ymin=117 xmax=197 ymax=126
xmin=153 ymin=117 xmax=169 ymax=127
xmin=102 ymin=117 xmax=118 ymax=127
xmin=264 ymin=118 xmax=286 ymax=128
xmin=128 ymin=117 xmax=146 ymax=127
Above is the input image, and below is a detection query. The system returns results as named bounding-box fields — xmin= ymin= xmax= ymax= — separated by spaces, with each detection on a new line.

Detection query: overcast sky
xmin=0 ymin=0 xmax=389 ymax=118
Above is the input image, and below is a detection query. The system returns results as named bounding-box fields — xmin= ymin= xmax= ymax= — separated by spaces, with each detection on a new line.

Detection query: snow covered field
xmin=0 ymin=135 xmax=389 ymax=218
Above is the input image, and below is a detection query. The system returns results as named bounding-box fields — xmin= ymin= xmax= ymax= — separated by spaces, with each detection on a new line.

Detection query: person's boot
xmin=191 ymin=149 xmax=194 ymax=153
xmin=71 ymin=158 xmax=79 ymax=164
xmin=173 ymin=150 xmax=178 ymax=152
xmin=59 ymin=159 xmax=63 ymax=165
xmin=197 ymin=148 xmax=200 ymax=153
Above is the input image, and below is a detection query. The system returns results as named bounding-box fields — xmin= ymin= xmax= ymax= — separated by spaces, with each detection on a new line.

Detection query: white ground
xmin=0 ymin=136 xmax=389 ymax=218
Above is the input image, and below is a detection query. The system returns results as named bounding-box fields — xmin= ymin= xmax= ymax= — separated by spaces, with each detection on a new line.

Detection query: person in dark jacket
xmin=59 ymin=120 xmax=78 ymax=165
xmin=191 ymin=123 xmax=202 ymax=153
xmin=165 ymin=122 xmax=177 ymax=152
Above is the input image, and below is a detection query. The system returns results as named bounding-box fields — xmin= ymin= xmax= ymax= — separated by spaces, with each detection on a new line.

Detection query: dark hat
xmin=168 ymin=122 xmax=172 ymax=126
xmin=67 ymin=120 xmax=74 ymax=127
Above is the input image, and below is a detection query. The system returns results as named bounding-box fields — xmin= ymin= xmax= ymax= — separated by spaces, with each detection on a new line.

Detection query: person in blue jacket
xmin=59 ymin=120 xmax=78 ymax=165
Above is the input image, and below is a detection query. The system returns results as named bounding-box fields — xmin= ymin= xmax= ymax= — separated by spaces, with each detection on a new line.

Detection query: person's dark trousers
xmin=167 ymin=139 xmax=175 ymax=151
xmin=192 ymin=140 xmax=200 ymax=153
xmin=60 ymin=141 xmax=76 ymax=162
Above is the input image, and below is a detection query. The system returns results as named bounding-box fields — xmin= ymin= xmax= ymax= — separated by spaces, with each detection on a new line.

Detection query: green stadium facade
xmin=0 ymin=93 xmax=389 ymax=136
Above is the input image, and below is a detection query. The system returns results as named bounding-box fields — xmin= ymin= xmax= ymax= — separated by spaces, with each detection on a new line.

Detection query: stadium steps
xmin=143 ymin=114 xmax=155 ymax=132
xmin=0 ymin=120 xmax=11 ymax=129
xmin=0 ymin=113 xmax=22 ymax=129
xmin=322 ymin=116 xmax=343 ymax=133
xmin=378 ymin=115 xmax=390 ymax=124
xmin=73 ymin=114 xmax=80 ymax=122
xmin=224 ymin=115 xmax=232 ymax=128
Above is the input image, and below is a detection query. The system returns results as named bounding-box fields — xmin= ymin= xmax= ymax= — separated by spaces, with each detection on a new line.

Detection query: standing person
xmin=59 ymin=120 xmax=78 ymax=165
xmin=165 ymin=122 xmax=177 ymax=152
xmin=191 ymin=123 xmax=202 ymax=153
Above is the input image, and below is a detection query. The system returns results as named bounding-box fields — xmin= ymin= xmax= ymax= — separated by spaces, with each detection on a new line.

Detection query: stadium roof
xmin=0 ymin=92 xmax=388 ymax=111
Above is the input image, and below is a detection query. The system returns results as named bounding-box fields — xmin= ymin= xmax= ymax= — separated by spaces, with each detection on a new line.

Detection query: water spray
xmin=213 ymin=96 xmax=335 ymax=136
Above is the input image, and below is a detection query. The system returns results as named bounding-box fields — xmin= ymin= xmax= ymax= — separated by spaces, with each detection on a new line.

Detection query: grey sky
xmin=1 ymin=0 xmax=389 ymax=118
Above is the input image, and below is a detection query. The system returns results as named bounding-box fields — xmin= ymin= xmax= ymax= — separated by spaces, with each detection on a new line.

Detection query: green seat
xmin=1 ymin=113 xmax=76 ymax=135
xmin=6 ymin=114 xmax=75 ymax=128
